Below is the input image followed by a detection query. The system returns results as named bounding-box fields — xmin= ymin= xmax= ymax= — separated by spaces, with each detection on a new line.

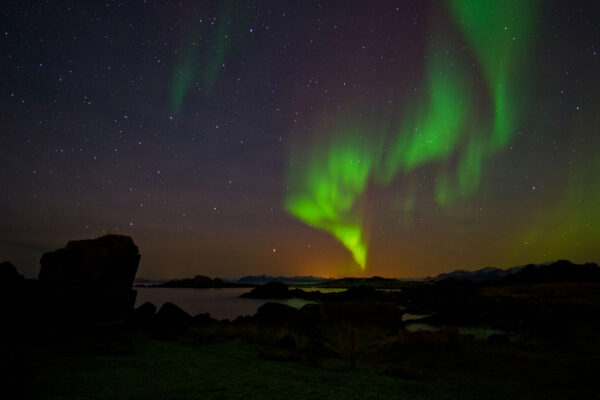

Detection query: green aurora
xmin=169 ymin=5 xmax=233 ymax=115
xmin=284 ymin=0 xmax=539 ymax=269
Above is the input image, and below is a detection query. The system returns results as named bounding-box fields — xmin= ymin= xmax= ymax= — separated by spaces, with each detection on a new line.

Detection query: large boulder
xmin=129 ymin=301 xmax=156 ymax=330
xmin=254 ymin=302 xmax=299 ymax=323
xmin=38 ymin=235 xmax=140 ymax=321
xmin=154 ymin=302 xmax=192 ymax=334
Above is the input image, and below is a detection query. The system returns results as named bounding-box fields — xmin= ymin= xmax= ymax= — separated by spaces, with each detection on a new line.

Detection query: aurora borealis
xmin=2 ymin=1 xmax=599 ymax=279
xmin=285 ymin=0 xmax=538 ymax=269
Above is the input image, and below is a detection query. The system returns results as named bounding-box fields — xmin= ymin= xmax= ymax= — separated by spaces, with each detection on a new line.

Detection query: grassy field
xmin=27 ymin=334 xmax=598 ymax=400
xmin=30 ymin=338 xmax=439 ymax=400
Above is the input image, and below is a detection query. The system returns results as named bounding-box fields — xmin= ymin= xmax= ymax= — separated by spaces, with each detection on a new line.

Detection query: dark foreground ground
xmin=4 ymin=258 xmax=600 ymax=399
xmin=25 ymin=335 xmax=598 ymax=400
xmin=16 ymin=278 xmax=600 ymax=400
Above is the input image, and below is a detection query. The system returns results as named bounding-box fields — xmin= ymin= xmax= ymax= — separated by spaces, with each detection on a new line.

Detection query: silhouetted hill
xmin=430 ymin=260 xmax=600 ymax=283
xmin=134 ymin=277 xmax=170 ymax=286
xmin=497 ymin=260 xmax=600 ymax=285
xmin=430 ymin=265 xmax=527 ymax=281
xmin=153 ymin=275 xmax=255 ymax=288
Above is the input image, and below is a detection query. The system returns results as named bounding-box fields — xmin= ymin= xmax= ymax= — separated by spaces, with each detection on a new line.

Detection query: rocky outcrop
xmin=0 ymin=262 xmax=23 ymax=283
xmin=0 ymin=262 xmax=38 ymax=323
xmin=154 ymin=302 xmax=192 ymax=334
xmin=254 ymin=302 xmax=300 ymax=323
xmin=38 ymin=235 xmax=140 ymax=321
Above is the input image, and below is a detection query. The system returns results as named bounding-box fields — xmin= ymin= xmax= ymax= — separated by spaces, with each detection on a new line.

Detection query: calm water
xmin=134 ymin=287 xmax=344 ymax=320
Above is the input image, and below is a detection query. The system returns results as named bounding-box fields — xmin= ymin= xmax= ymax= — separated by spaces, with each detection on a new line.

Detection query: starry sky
xmin=2 ymin=1 xmax=599 ymax=279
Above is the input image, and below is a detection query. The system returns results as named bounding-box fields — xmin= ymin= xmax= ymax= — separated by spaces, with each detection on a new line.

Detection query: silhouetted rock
xmin=134 ymin=301 xmax=156 ymax=319
xmin=193 ymin=312 xmax=214 ymax=325
xmin=192 ymin=275 xmax=214 ymax=287
xmin=241 ymin=282 xmax=291 ymax=298
xmin=154 ymin=302 xmax=192 ymax=334
xmin=331 ymin=286 xmax=387 ymax=302
xmin=38 ymin=235 xmax=140 ymax=321
xmin=0 ymin=262 xmax=23 ymax=283
xmin=128 ymin=301 xmax=156 ymax=331
xmin=254 ymin=302 xmax=299 ymax=322
xmin=0 ymin=262 xmax=36 ymax=321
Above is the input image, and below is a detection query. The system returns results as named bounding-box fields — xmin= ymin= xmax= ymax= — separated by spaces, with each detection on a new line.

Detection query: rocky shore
xmin=2 ymin=235 xmax=599 ymax=399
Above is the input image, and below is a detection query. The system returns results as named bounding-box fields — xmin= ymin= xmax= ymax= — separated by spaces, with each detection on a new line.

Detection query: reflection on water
xmin=404 ymin=321 xmax=504 ymax=340
xmin=134 ymin=287 xmax=343 ymax=321
xmin=402 ymin=313 xmax=431 ymax=322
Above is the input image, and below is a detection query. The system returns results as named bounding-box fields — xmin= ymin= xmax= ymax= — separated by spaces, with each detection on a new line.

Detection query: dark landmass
xmin=237 ymin=274 xmax=333 ymax=284
xmin=496 ymin=259 xmax=600 ymax=284
xmin=311 ymin=276 xmax=422 ymax=289
xmin=140 ymin=274 xmax=332 ymax=288
xmin=134 ymin=277 xmax=170 ymax=286
xmin=426 ymin=260 xmax=591 ymax=282
xmin=2 ymin=235 xmax=599 ymax=399
xmin=147 ymin=275 xmax=256 ymax=288
xmin=428 ymin=265 xmax=528 ymax=281
xmin=143 ymin=259 xmax=593 ymax=289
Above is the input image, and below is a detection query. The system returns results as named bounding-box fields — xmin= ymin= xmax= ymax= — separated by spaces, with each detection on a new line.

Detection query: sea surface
xmin=134 ymin=287 xmax=345 ymax=320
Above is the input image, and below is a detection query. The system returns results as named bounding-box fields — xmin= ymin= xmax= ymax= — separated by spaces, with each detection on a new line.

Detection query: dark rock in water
xmin=241 ymin=282 xmax=290 ymax=299
xmin=155 ymin=275 xmax=230 ymax=288
xmin=154 ymin=302 xmax=192 ymax=334
xmin=0 ymin=262 xmax=23 ymax=283
xmin=254 ymin=302 xmax=299 ymax=323
xmin=192 ymin=275 xmax=213 ymax=287
xmin=38 ymin=235 xmax=140 ymax=321
xmin=332 ymin=286 xmax=386 ymax=302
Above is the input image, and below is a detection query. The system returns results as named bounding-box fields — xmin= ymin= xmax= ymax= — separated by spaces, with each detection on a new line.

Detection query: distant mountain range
xmin=134 ymin=277 xmax=170 ymax=286
xmin=236 ymin=275 xmax=333 ymax=284
xmin=136 ymin=260 xmax=600 ymax=288
xmin=427 ymin=264 xmax=534 ymax=281
xmin=429 ymin=260 xmax=600 ymax=284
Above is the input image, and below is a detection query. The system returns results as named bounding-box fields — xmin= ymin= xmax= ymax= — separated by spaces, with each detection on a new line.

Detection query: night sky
xmin=2 ymin=1 xmax=599 ymax=279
